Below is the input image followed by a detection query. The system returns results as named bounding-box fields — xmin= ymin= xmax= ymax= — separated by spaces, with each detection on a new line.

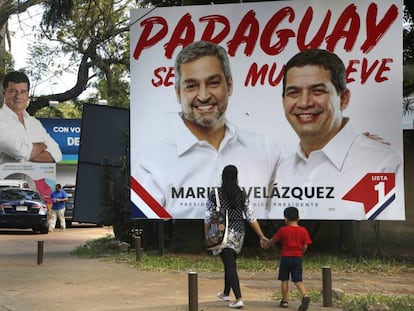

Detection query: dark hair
xmin=174 ymin=41 xmax=232 ymax=90
xmin=3 ymin=71 xmax=30 ymax=91
xmin=284 ymin=206 xmax=299 ymax=222
xmin=221 ymin=165 xmax=243 ymax=209
xmin=282 ymin=49 xmax=346 ymax=97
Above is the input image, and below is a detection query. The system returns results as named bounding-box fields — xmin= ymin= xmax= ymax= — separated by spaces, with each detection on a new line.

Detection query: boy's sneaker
xmin=298 ymin=296 xmax=310 ymax=311
xmin=217 ymin=292 xmax=230 ymax=301
xmin=279 ymin=300 xmax=288 ymax=308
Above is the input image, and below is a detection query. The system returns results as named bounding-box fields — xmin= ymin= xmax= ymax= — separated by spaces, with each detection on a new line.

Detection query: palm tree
xmin=403 ymin=97 xmax=414 ymax=116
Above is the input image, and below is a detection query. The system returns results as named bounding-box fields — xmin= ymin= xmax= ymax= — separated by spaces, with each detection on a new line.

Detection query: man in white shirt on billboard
xmin=134 ymin=41 xmax=283 ymax=219
xmin=270 ymin=49 xmax=401 ymax=220
xmin=0 ymin=71 xmax=62 ymax=164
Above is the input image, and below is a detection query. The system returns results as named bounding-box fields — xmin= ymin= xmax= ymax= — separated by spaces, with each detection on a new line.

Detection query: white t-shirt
xmin=270 ymin=119 xmax=401 ymax=220
xmin=134 ymin=114 xmax=283 ymax=219
xmin=0 ymin=105 xmax=62 ymax=163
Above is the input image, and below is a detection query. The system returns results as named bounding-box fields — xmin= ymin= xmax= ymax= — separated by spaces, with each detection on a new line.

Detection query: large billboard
xmin=130 ymin=0 xmax=404 ymax=220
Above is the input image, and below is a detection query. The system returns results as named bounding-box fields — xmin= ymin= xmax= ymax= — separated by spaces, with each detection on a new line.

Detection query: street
xmin=0 ymin=223 xmax=113 ymax=258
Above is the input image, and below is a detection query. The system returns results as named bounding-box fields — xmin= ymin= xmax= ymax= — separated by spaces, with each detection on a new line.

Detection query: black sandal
xmin=298 ymin=296 xmax=310 ymax=311
xmin=279 ymin=300 xmax=288 ymax=308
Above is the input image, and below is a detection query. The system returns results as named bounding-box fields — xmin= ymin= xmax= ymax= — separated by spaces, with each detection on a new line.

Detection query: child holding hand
xmin=264 ymin=206 xmax=312 ymax=310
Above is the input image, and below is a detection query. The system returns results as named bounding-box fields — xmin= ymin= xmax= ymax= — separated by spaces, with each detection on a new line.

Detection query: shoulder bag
xmin=205 ymin=188 xmax=228 ymax=251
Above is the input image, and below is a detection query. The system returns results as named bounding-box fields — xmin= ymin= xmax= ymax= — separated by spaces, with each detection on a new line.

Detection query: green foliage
xmin=92 ymin=66 xmax=130 ymax=108
xmin=269 ymin=290 xmax=414 ymax=311
xmin=25 ymin=42 xmax=72 ymax=96
xmin=404 ymin=4 xmax=414 ymax=101
xmin=72 ymin=235 xmax=117 ymax=257
xmin=101 ymin=132 xmax=132 ymax=243
xmin=3 ymin=51 xmax=15 ymax=72
xmin=138 ymin=0 xmax=180 ymax=7
xmin=402 ymin=97 xmax=414 ymax=116
xmin=74 ymin=237 xmax=413 ymax=274
xmin=336 ymin=293 xmax=414 ymax=311
xmin=34 ymin=101 xmax=83 ymax=118
xmin=302 ymin=253 xmax=414 ymax=276
xmin=41 ymin=0 xmax=74 ymax=30
xmin=43 ymin=0 xmax=132 ymax=106
xmin=133 ymin=254 xmax=225 ymax=271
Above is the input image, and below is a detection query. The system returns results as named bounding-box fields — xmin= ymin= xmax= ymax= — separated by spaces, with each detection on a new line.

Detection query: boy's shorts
xmin=278 ymin=256 xmax=303 ymax=283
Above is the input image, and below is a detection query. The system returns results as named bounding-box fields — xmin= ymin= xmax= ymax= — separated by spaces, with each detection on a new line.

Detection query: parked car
xmin=0 ymin=179 xmax=31 ymax=189
xmin=62 ymin=184 xmax=76 ymax=227
xmin=0 ymin=188 xmax=49 ymax=234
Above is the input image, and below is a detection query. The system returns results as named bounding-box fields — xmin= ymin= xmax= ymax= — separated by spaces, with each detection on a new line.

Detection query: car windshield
xmin=0 ymin=189 xmax=41 ymax=201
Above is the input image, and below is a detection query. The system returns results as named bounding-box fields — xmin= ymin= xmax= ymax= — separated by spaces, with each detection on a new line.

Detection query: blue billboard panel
xmin=39 ymin=118 xmax=81 ymax=164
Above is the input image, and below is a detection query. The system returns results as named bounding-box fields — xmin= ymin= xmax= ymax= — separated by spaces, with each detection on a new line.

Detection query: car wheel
xmin=66 ymin=220 xmax=72 ymax=228
xmin=39 ymin=225 xmax=49 ymax=234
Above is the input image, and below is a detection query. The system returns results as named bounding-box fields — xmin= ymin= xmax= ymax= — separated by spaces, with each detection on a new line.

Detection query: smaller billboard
xmin=39 ymin=118 xmax=81 ymax=164
xmin=0 ymin=162 xmax=57 ymax=205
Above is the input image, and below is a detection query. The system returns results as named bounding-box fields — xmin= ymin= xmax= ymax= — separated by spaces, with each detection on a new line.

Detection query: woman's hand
xmin=259 ymin=236 xmax=269 ymax=248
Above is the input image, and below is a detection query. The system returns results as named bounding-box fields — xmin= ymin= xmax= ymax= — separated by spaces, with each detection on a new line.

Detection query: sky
xmin=7 ymin=5 xmax=81 ymax=98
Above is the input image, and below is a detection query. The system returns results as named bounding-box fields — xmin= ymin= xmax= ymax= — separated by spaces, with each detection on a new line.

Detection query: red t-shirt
xmin=274 ymin=225 xmax=312 ymax=257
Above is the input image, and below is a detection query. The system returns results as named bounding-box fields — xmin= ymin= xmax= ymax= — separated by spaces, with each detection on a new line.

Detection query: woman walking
xmin=204 ymin=165 xmax=268 ymax=308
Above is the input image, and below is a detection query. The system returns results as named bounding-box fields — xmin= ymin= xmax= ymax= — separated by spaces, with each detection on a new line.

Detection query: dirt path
xmin=0 ymin=225 xmax=413 ymax=311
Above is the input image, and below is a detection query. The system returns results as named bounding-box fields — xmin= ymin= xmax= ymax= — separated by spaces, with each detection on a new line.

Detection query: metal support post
xmin=354 ymin=220 xmax=361 ymax=262
xmin=158 ymin=219 xmax=164 ymax=256
xmin=37 ymin=240 xmax=44 ymax=265
xmin=135 ymin=236 xmax=142 ymax=261
xmin=188 ymin=272 xmax=198 ymax=311
xmin=322 ymin=266 xmax=333 ymax=307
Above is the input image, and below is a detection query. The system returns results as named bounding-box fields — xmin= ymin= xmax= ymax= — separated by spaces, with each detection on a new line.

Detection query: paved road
xmin=0 ymin=224 xmax=112 ymax=257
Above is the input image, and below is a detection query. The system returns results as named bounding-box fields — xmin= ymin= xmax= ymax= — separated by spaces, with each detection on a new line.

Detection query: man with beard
xmin=134 ymin=41 xmax=283 ymax=218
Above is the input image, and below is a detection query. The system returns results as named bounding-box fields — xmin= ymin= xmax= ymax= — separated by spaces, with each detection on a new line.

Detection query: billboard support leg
xmin=158 ymin=219 xmax=164 ymax=257
xmin=354 ymin=221 xmax=361 ymax=262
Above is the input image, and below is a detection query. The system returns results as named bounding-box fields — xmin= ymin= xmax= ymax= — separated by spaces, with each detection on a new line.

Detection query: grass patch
xmin=270 ymin=291 xmax=414 ymax=311
xmin=72 ymin=235 xmax=118 ymax=258
xmin=336 ymin=293 xmax=414 ymax=311
xmin=303 ymin=253 xmax=414 ymax=275
xmin=73 ymin=236 xmax=414 ymax=274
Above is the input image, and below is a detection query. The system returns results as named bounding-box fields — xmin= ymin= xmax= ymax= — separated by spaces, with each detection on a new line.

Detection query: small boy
xmin=265 ymin=206 xmax=312 ymax=310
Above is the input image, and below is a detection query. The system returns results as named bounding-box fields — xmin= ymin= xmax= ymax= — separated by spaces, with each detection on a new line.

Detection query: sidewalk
xmin=1 ymin=227 xmax=412 ymax=310
xmin=0 ymin=261 xmax=342 ymax=311
xmin=0 ymin=227 xmax=341 ymax=311
xmin=0 ymin=250 xmax=335 ymax=311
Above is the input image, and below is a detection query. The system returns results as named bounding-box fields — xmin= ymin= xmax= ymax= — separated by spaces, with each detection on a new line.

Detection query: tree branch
xmin=27 ymin=43 xmax=96 ymax=114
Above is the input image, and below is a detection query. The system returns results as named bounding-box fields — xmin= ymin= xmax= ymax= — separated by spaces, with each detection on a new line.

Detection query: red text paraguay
xmin=133 ymin=3 xmax=399 ymax=87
